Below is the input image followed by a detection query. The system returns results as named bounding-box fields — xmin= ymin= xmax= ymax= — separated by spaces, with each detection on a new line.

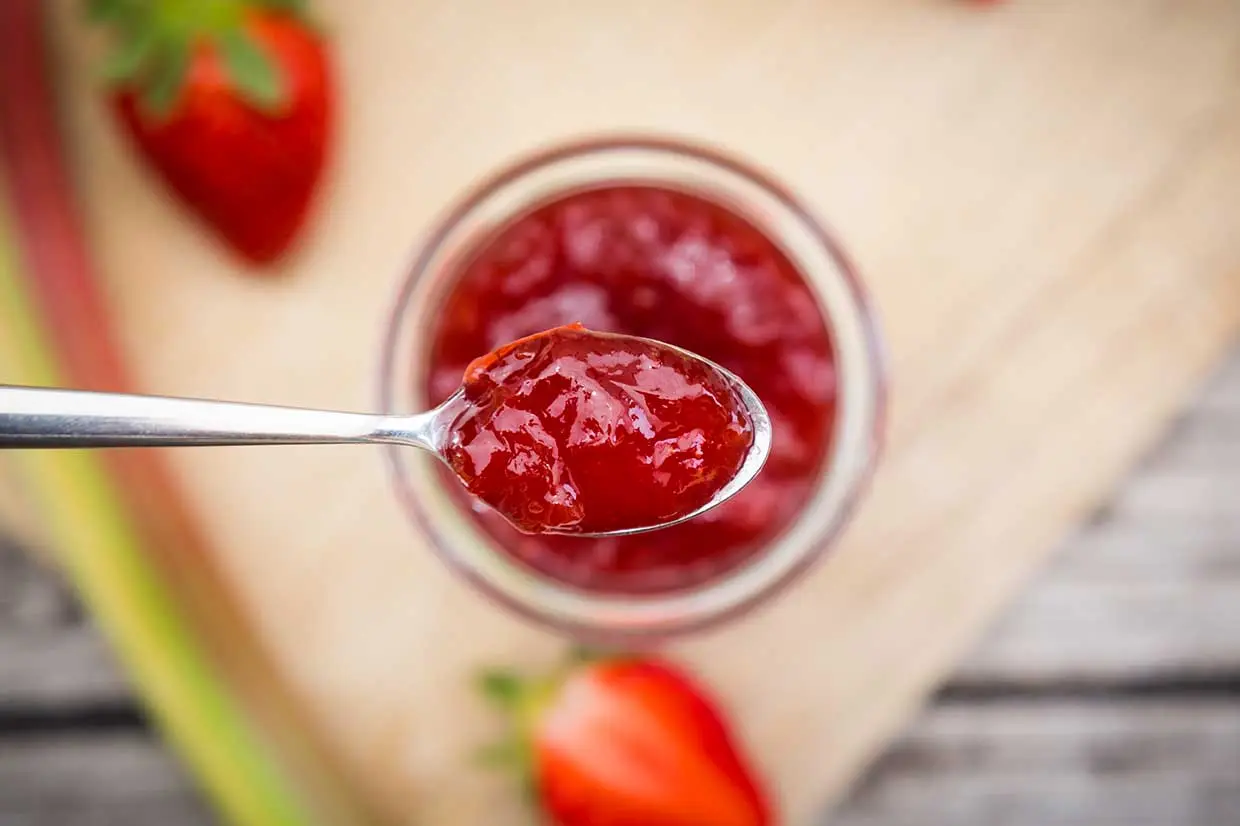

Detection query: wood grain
xmin=823 ymin=345 xmax=1240 ymax=825
xmin=0 ymin=538 xmax=130 ymax=708
xmin=955 ymin=359 xmax=1240 ymax=686
xmin=4 ymin=702 xmax=1236 ymax=826
xmin=27 ymin=1 xmax=1240 ymax=823
xmin=829 ymin=700 xmax=1240 ymax=826
xmin=0 ymin=735 xmax=214 ymax=826
xmin=1 ymin=350 xmax=1238 ymax=824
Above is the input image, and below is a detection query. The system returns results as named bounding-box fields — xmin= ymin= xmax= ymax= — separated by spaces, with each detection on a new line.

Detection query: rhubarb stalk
xmin=0 ymin=2 xmax=377 ymax=824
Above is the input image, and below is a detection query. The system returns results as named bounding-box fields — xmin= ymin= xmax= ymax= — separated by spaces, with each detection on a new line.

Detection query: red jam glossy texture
xmin=443 ymin=324 xmax=754 ymax=535
xmin=427 ymin=186 xmax=836 ymax=593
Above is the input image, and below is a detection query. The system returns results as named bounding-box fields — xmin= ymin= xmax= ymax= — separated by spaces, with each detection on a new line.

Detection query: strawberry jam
xmin=442 ymin=324 xmax=755 ymax=535
xmin=427 ymin=186 xmax=836 ymax=594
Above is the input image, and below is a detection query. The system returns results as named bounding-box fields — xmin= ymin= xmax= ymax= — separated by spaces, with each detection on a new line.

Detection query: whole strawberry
xmin=87 ymin=0 xmax=333 ymax=265
xmin=481 ymin=654 xmax=773 ymax=826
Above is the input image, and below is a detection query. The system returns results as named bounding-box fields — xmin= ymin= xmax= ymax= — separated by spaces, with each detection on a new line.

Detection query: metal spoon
xmin=0 ymin=351 xmax=772 ymax=538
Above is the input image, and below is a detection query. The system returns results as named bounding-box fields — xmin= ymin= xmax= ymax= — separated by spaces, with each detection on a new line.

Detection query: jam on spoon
xmin=440 ymin=324 xmax=758 ymax=536
xmin=0 ymin=323 xmax=765 ymax=539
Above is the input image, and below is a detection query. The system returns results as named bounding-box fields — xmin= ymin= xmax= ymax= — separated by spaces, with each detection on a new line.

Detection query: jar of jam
xmin=380 ymin=138 xmax=886 ymax=641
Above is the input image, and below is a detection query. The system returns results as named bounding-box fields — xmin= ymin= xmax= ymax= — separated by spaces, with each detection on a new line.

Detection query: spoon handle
xmin=0 ymin=385 xmax=410 ymax=449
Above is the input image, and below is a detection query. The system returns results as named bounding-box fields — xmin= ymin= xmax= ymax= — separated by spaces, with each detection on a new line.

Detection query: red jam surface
xmin=427 ymin=186 xmax=836 ymax=593
xmin=442 ymin=324 xmax=754 ymax=535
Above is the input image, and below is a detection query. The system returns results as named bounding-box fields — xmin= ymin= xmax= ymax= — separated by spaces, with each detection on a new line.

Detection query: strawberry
xmin=86 ymin=0 xmax=333 ymax=265
xmin=480 ymin=653 xmax=773 ymax=826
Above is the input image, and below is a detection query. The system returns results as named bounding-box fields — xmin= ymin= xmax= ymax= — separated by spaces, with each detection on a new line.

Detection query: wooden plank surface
xmin=830 ymin=701 xmax=1240 ymax=826
xmin=0 ymin=735 xmax=213 ymax=826
xmin=0 ymin=536 xmax=131 ymax=709
xmin=953 ymin=354 xmax=1240 ymax=686
xmin=823 ymin=350 xmax=1240 ymax=825
xmin=24 ymin=1 xmax=1240 ymax=822
xmin=2 ymin=348 xmax=1237 ymax=825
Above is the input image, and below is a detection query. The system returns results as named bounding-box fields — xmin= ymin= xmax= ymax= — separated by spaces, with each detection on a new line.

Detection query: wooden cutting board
xmin=37 ymin=1 xmax=1240 ymax=823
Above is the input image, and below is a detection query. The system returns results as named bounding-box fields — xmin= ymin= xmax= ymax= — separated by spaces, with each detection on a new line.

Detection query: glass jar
xmin=379 ymin=137 xmax=886 ymax=643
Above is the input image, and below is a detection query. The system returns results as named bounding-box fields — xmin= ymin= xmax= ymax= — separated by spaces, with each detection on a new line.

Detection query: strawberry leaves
xmin=479 ymin=670 xmax=526 ymax=706
xmin=253 ymin=0 xmax=308 ymax=12
xmin=85 ymin=0 xmax=142 ymax=24
xmin=477 ymin=669 xmax=543 ymax=803
xmin=142 ymin=35 xmax=192 ymax=115
xmin=219 ymin=28 xmax=284 ymax=111
xmin=98 ymin=17 xmax=160 ymax=82
xmin=85 ymin=0 xmax=297 ymax=116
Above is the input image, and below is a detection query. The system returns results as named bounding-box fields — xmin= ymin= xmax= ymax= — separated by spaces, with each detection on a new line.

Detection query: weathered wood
xmin=956 ymin=356 xmax=1240 ymax=685
xmin=13 ymin=1 xmax=1240 ymax=822
xmin=3 ymin=703 xmax=1237 ymax=826
xmin=46 ymin=1 xmax=1240 ymax=820
xmin=1 ymin=351 xmax=1238 ymax=825
xmin=10 ymin=337 xmax=1231 ymax=706
xmin=0 ymin=539 xmax=131 ymax=708
xmin=0 ymin=544 xmax=206 ymax=823
xmin=0 ymin=734 xmax=213 ymax=826
xmin=1200 ymin=355 xmax=1240 ymax=415
xmin=827 ymin=700 xmax=1240 ymax=826
xmin=823 ymin=354 xmax=1240 ymax=823
xmin=954 ymin=576 xmax=1240 ymax=684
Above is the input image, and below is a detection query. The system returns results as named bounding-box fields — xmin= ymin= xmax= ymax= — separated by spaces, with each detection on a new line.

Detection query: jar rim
xmin=378 ymin=135 xmax=888 ymax=642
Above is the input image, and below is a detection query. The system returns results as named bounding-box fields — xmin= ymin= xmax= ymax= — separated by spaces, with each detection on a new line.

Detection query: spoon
xmin=0 ymin=347 xmax=772 ymax=538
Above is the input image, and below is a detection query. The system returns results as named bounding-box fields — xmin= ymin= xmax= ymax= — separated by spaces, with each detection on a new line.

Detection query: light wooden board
xmin=2 ymin=351 xmax=1238 ymax=824
xmin=0 ymin=462 xmax=44 ymax=559
xmin=31 ymin=2 xmax=1240 ymax=824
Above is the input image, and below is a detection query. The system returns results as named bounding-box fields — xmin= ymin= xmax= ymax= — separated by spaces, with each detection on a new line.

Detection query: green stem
xmin=0 ymin=185 xmax=309 ymax=826
xmin=0 ymin=3 xmax=365 ymax=824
